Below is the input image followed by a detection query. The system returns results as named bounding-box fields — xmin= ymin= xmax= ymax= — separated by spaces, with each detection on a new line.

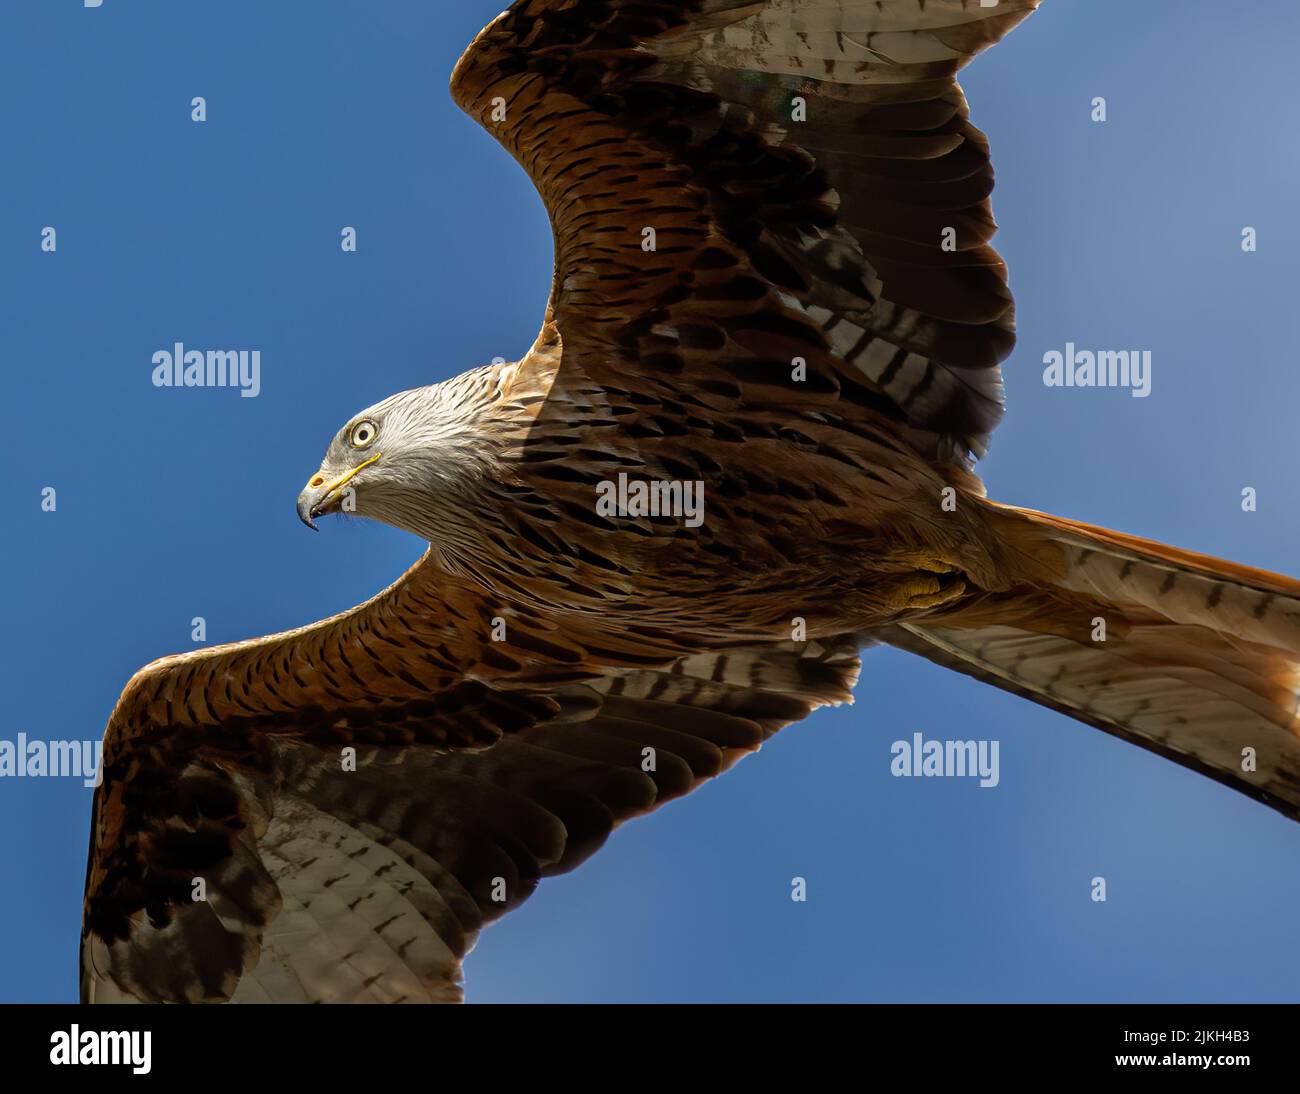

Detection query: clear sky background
xmin=3 ymin=0 xmax=1299 ymax=1003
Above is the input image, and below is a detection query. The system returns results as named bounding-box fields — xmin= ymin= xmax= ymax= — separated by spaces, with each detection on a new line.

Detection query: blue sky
xmin=3 ymin=0 xmax=1299 ymax=1003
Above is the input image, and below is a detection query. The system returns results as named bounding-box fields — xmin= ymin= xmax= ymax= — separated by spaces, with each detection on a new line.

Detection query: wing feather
xmin=81 ymin=547 xmax=860 ymax=1002
xmin=452 ymin=0 xmax=1042 ymax=461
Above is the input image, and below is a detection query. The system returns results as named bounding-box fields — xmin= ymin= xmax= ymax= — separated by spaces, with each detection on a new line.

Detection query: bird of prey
xmin=82 ymin=0 xmax=1300 ymax=1003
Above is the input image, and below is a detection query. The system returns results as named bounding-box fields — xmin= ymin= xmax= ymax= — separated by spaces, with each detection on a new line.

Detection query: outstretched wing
xmin=81 ymin=550 xmax=860 ymax=1003
xmin=452 ymin=0 xmax=1041 ymax=462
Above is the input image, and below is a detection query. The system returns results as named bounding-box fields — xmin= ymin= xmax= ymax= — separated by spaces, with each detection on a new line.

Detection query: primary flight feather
xmin=81 ymin=0 xmax=1300 ymax=1003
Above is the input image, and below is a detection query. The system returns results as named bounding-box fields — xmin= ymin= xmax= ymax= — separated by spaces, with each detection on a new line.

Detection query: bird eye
xmin=349 ymin=420 xmax=378 ymax=448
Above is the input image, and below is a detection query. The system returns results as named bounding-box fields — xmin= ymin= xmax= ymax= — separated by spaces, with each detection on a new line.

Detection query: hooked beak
xmin=296 ymin=453 xmax=381 ymax=530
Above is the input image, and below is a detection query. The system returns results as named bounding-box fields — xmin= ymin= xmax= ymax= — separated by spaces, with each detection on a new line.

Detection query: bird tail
xmin=879 ymin=499 xmax=1300 ymax=821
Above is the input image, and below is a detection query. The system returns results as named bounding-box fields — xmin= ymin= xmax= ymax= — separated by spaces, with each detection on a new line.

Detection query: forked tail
xmin=881 ymin=500 xmax=1300 ymax=821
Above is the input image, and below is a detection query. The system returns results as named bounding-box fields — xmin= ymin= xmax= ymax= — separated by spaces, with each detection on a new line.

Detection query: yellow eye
xmin=349 ymin=420 xmax=377 ymax=448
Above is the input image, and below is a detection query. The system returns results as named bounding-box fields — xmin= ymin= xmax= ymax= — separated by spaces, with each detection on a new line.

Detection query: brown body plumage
xmin=82 ymin=0 xmax=1300 ymax=1003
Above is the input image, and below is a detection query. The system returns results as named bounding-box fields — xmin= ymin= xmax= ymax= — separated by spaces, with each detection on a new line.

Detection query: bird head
xmin=296 ymin=370 xmax=504 ymax=540
xmin=295 ymin=411 xmax=385 ymax=531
